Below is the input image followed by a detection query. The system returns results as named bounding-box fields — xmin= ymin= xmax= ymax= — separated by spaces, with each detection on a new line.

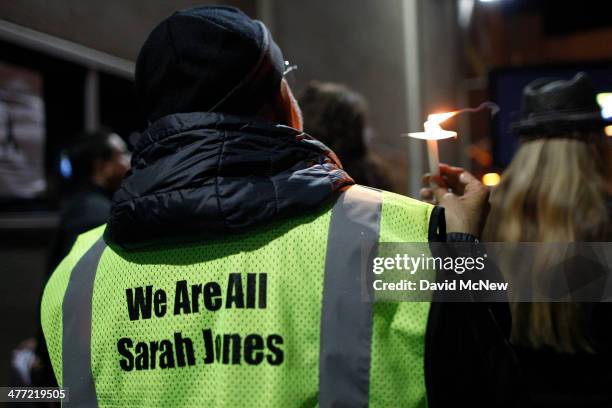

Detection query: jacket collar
xmin=105 ymin=112 xmax=353 ymax=249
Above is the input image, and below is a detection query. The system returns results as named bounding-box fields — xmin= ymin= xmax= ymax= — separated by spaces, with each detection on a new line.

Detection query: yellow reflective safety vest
xmin=41 ymin=185 xmax=433 ymax=407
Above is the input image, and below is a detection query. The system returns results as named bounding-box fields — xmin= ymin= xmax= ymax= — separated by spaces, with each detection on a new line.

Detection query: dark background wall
xmin=0 ymin=0 xmax=256 ymax=61
xmin=0 ymin=225 xmax=55 ymax=392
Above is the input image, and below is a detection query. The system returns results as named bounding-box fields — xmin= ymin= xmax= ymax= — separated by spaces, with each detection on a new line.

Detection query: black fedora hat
xmin=511 ymin=72 xmax=610 ymax=136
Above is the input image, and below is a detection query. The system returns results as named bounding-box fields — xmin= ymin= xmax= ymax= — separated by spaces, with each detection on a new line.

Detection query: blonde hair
xmin=488 ymin=135 xmax=608 ymax=353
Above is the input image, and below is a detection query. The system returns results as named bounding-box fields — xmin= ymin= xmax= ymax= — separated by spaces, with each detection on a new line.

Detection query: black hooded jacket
xmin=105 ymin=112 xmax=353 ymax=249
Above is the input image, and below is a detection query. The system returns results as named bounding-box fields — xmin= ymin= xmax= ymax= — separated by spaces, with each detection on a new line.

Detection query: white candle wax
xmin=426 ymin=138 xmax=439 ymax=176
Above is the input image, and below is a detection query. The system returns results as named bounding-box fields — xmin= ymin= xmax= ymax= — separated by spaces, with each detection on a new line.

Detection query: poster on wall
xmin=0 ymin=61 xmax=46 ymax=199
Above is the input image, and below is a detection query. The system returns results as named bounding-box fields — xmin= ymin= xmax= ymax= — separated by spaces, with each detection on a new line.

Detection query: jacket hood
xmin=105 ymin=112 xmax=353 ymax=249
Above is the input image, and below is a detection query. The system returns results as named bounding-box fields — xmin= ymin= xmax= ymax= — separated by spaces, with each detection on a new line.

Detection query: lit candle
xmin=406 ymin=111 xmax=458 ymax=177
xmin=403 ymin=103 xmax=499 ymax=187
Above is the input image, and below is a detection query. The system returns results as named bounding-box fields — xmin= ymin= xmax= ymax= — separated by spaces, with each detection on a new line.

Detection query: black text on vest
xmin=118 ymin=272 xmax=283 ymax=372
xmin=125 ymin=273 xmax=267 ymax=321
xmin=117 ymin=332 xmax=196 ymax=371
xmin=173 ymin=273 xmax=267 ymax=315
xmin=116 ymin=330 xmax=284 ymax=371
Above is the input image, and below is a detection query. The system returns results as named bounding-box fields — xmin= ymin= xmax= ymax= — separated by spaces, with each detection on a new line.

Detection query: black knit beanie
xmin=135 ymin=5 xmax=285 ymax=122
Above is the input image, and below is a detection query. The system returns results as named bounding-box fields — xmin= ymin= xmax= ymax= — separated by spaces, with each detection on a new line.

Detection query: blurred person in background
xmin=488 ymin=73 xmax=610 ymax=407
xmin=48 ymin=129 xmax=130 ymax=270
xmin=299 ymin=81 xmax=393 ymax=190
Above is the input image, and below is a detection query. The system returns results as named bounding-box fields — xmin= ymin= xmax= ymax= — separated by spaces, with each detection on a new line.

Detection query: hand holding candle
xmin=422 ymin=164 xmax=491 ymax=237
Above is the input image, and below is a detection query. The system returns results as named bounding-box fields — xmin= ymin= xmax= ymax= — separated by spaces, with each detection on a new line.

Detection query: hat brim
xmin=510 ymin=111 xmax=612 ymax=135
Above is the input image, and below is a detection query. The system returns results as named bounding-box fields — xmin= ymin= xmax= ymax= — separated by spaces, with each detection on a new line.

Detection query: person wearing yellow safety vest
xmin=40 ymin=6 xmax=519 ymax=407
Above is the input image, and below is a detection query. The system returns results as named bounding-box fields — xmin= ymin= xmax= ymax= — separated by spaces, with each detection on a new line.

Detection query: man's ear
xmin=279 ymin=79 xmax=303 ymax=131
xmin=256 ymin=79 xmax=303 ymax=129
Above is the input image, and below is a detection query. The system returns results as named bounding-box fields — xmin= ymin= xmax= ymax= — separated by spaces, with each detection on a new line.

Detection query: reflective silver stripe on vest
xmin=319 ymin=186 xmax=382 ymax=408
xmin=63 ymin=237 xmax=106 ymax=407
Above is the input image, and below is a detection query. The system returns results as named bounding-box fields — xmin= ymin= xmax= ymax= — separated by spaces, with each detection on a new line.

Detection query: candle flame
xmin=406 ymin=111 xmax=458 ymax=140
xmin=403 ymin=102 xmax=499 ymax=141
xmin=427 ymin=111 xmax=458 ymax=124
